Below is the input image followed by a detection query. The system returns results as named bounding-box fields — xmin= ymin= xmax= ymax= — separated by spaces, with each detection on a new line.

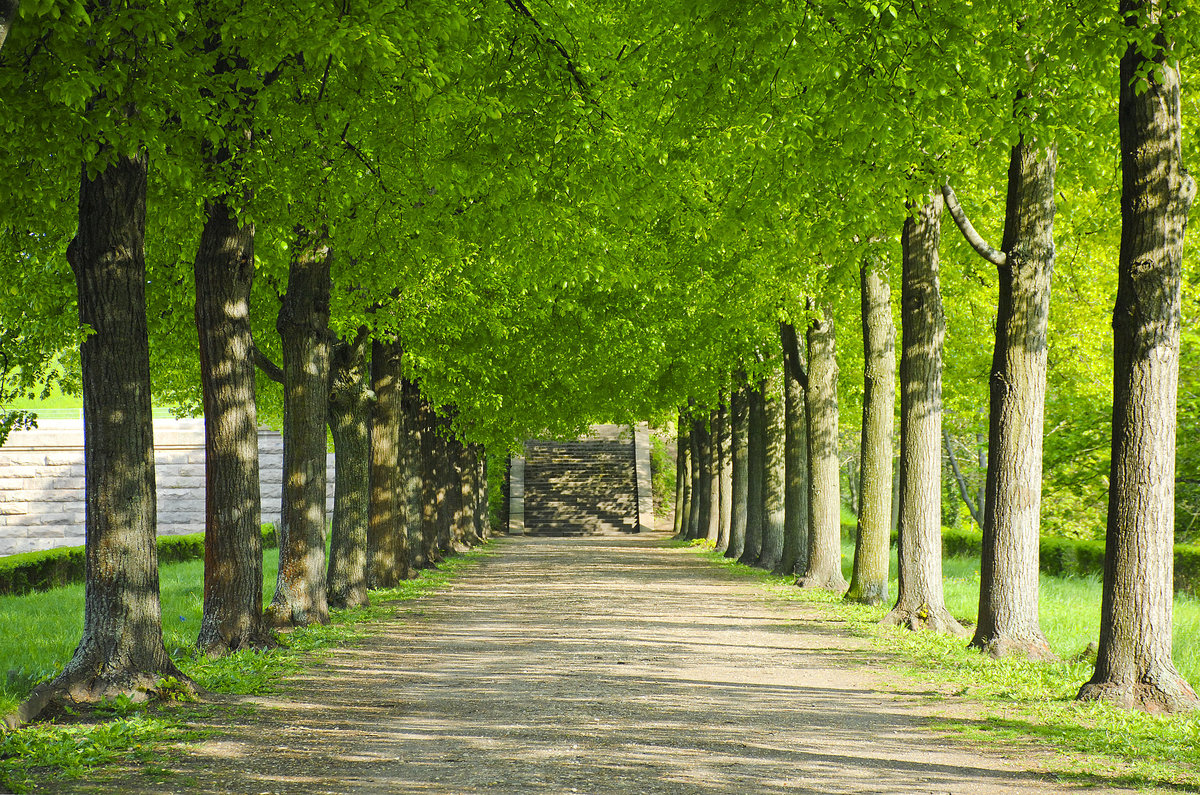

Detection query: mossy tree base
xmin=1078 ymin=670 xmax=1200 ymax=714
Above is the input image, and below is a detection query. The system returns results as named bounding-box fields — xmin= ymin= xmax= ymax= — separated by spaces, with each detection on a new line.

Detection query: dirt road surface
xmin=67 ymin=533 xmax=1137 ymax=794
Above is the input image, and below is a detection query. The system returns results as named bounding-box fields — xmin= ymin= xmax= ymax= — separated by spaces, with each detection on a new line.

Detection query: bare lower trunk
xmin=739 ymin=380 xmax=766 ymax=564
xmin=687 ymin=410 xmax=703 ymax=540
xmin=705 ymin=407 xmax=721 ymax=544
xmin=420 ymin=400 xmax=443 ymax=566
xmin=725 ymin=384 xmax=750 ymax=560
xmin=401 ymin=378 xmax=427 ymax=570
xmin=20 ymin=150 xmax=190 ymax=725
xmin=966 ymin=141 xmax=1056 ymax=660
xmin=692 ymin=416 xmax=711 ymax=541
xmin=673 ymin=411 xmax=689 ymax=538
xmin=267 ymin=232 xmax=332 ymax=628
xmin=327 ymin=331 xmax=372 ymax=609
xmin=758 ymin=361 xmax=786 ymax=570
xmin=778 ymin=323 xmax=809 ymax=577
xmin=716 ymin=400 xmax=733 ymax=553
xmin=194 ymin=199 xmax=270 ymax=655
xmin=798 ymin=302 xmax=846 ymax=590
xmin=847 ymin=258 xmax=895 ymax=606
xmin=1078 ymin=11 xmax=1199 ymax=712
xmin=368 ymin=338 xmax=404 ymax=587
xmin=883 ymin=197 xmax=964 ymax=635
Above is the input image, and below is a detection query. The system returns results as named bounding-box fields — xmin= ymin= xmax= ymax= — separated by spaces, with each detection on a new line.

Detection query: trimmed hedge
xmin=935 ymin=525 xmax=1200 ymax=598
xmin=0 ymin=525 xmax=278 ymax=597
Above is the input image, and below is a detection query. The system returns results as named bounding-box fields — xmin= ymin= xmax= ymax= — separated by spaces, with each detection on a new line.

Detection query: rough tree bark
xmin=797 ymin=302 xmax=847 ymax=590
xmin=716 ymin=400 xmax=733 ymax=554
xmin=0 ymin=0 xmax=17 ymax=55
xmin=673 ymin=411 xmax=689 ymax=538
xmin=739 ymin=380 xmax=767 ymax=565
xmin=266 ymin=232 xmax=332 ymax=628
xmin=705 ymin=407 xmax=722 ymax=544
xmin=1078 ymin=4 xmax=1200 ymax=712
xmin=883 ymin=196 xmax=965 ymax=635
xmin=687 ymin=411 xmax=703 ymax=540
xmin=401 ymin=377 xmax=427 ymax=570
xmin=326 ymin=329 xmax=373 ymax=609
xmin=419 ymin=397 xmax=443 ymax=566
xmin=943 ymin=138 xmax=1057 ymax=659
xmin=368 ymin=338 xmax=404 ymax=587
xmin=846 ymin=258 xmax=896 ymax=606
xmin=16 ymin=149 xmax=191 ymax=726
xmin=778 ymin=324 xmax=810 ymax=576
xmin=758 ymin=360 xmax=786 ymax=571
xmin=194 ymin=199 xmax=271 ymax=655
xmin=725 ymin=384 xmax=750 ymax=560
xmin=691 ymin=415 xmax=711 ymax=541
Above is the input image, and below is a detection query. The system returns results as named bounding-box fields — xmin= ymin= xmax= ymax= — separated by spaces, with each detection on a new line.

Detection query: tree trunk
xmin=779 ymin=323 xmax=810 ymax=577
xmin=739 ymin=380 xmax=766 ymax=564
xmin=673 ymin=411 xmax=689 ymax=538
xmin=20 ymin=150 xmax=190 ymax=723
xmin=687 ymin=411 xmax=703 ymax=540
xmin=847 ymin=258 xmax=896 ymax=606
xmin=478 ymin=448 xmax=491 ymax=540
xmin=705 ymin=407 xmax=721 ymax=544
xmin=883 ymin=196 xmax=965 ymax=635
xmin=0 ymin=0 xmax=17 ymax=56
xmin=326 ymin=331 xmax=372 ymax=609
xmin=420 ymin=400 xmax=443 ymax=566
xmin=267 ymin=232 xmax=332 ymax=628
xmin=964 ymin=141 xmax=1057 ymax=659
xmin=451 ymin=437 xmax=474 ymax=551
xmin=725 ymin=384 xmax=750 ymax=560
xmin=675 ymin=412 xmax=692 ymax=540
xmin=758 ymin=360 xmax=786 ymax=570
xmin=1078 ymin=9 xmax=1200 ymax=712
xmin=692 ymin=415 xmax=711 ymax=541
xmin=401 ymin=377 xmax=427 ymax=570
xmin=798 ymin=302 xmax=847 ymax=590
xmin=368 ymin=338 xmax=404 ymax=588
xmin=716 ymin=400 xmax=733 ymax=554
xmin=192 ymin=199 xmax=271 ymax=655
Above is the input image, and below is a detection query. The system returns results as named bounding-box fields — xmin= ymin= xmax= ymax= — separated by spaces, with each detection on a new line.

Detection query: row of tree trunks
xmin=327 ymin=329 xmax=373 ymax=610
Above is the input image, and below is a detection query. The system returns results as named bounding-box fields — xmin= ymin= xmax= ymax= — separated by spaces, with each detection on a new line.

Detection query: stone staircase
xmin=522 ymin=435 xmax=639 ymax=536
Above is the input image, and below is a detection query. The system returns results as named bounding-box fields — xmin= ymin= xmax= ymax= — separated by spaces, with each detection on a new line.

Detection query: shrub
xmin=0 ymin=525 xmax=277 ymax=596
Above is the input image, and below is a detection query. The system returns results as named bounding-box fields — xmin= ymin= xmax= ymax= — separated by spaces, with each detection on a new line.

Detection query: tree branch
xmin=941 ymin=181 xmax=1006 ymax=266
xmin=943 ymin=427 xmax=983 ymax=528
xmin=252 ymin=346 xmax=284 ymax=384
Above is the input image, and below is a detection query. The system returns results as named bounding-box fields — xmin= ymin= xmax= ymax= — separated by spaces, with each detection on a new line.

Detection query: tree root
xmin=969 ymin=633 xmax=1058 ymax=663
xmin=6 ymin=667 xmax=203 ymax=731
xmin=881 ymin=603 xmax=968 ymax=636
xmin=795 ymin=570 xmax=849 ymax=591
xmin=1078 ymin=669 xmax=1200 ymax=714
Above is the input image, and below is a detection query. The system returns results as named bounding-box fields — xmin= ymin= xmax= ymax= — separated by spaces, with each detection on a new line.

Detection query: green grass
xmin=684 ymin=534 xmax=1200 ymax=791
xmin=0 ymin=543 xmax=496 ymax=793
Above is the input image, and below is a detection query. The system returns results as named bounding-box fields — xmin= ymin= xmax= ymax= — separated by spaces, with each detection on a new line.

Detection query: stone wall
xmin=0 ymin=418 xmax=335 ymax=556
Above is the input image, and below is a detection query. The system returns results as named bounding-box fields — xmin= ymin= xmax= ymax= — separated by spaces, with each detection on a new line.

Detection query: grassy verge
xmin=680 ymin=537 xmax=1200 ymax=792
xmin=0 ymin=542 xmax=497 ymax=793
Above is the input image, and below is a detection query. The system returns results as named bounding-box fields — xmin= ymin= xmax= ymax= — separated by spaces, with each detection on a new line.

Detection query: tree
xmin=0 ymin=0 xmax=16 ymax=57
xmin=194 ymin=199 xmax=271 ymax=654
xmin=884 ymin=196 xmax=965 ymax=635
xmin=327 ymin=328 xmax=373 ymax=609
xmin=716 ymin=400 xmax=733 ymax=553
xmin=674 ymin=410 xmax=692 ymax=539
xmin=705 ymin=406 xmax=721 ymax=544
xmin=777 ymin=323 xmax=809 ymax=577
xmin=368 ymin=337 xmax=406 ymax=587
xmin=725 ymin=383 xmax=750 ymax=560
xmin=942 ymin=138 xmax=1057 ymax=659
xmin=757 ymin=360 xmax=786 ymax=570
xmin=797 ymin=302 xmax=846 ymax=590
xmin=266 ymin=234 xmax=333 ymax=628
xmin=846 ymin=257 xmax=895 ymax=606
xmin=1078 ymin=2 xmax=1200 ymax=712
xmin=739 ymin=380 xmax=766 ymax=564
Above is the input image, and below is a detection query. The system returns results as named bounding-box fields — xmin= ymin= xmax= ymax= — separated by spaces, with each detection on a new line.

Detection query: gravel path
xmin=77 ymin=532 xmax=1137 ymax=794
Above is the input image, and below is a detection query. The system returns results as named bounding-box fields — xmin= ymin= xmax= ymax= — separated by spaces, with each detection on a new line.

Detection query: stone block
xmin=0 ymin=502 xmax=29 ymax=516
